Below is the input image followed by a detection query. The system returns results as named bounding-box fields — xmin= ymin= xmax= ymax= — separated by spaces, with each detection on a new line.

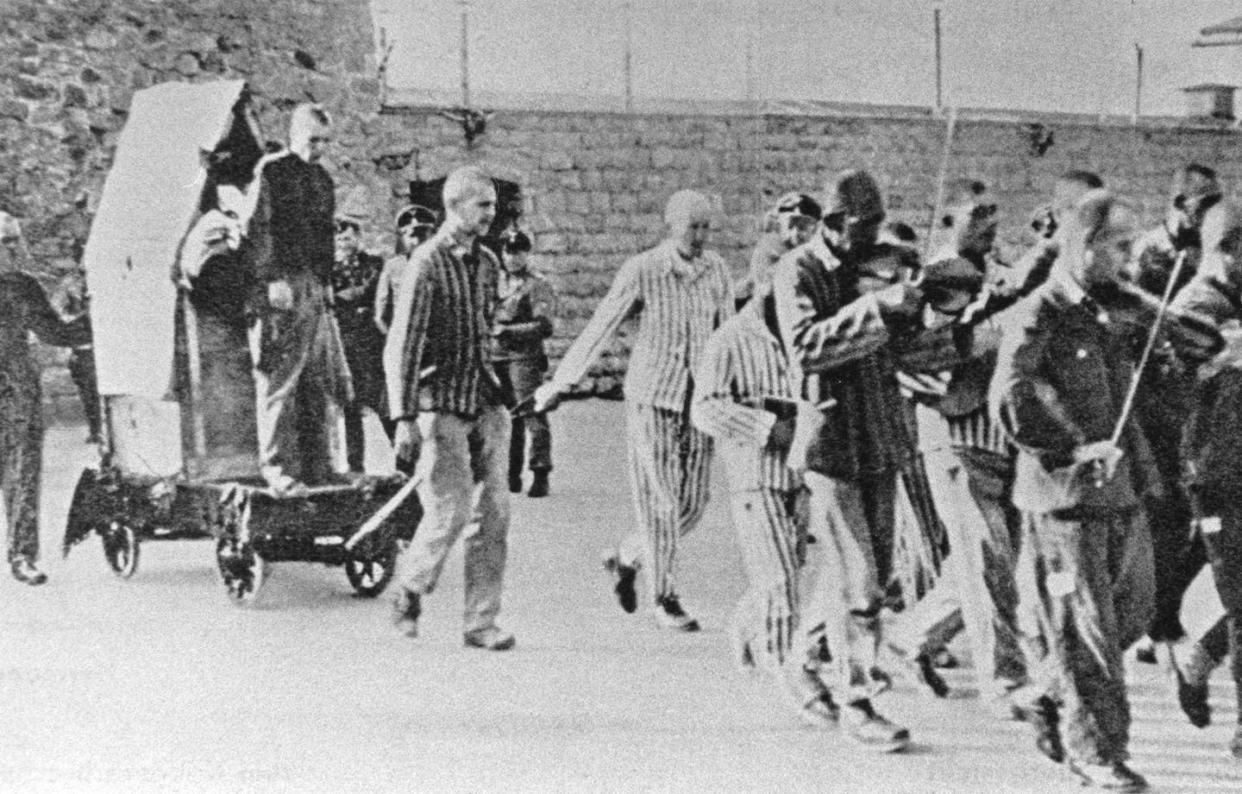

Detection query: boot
xmin=1169 ymin=639 xmax=1216 ymax=728
xmin=527 ymin=470 xmax=550 ymax=498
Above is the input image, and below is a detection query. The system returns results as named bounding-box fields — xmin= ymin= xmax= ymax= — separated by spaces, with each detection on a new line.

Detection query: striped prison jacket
xmin=383 ymin=228 xmax=504 ymax=420
xmin=549 ymin=240 xmax=734 ymax=411
xmin=691 ymin=292 xmax=800 ymax=493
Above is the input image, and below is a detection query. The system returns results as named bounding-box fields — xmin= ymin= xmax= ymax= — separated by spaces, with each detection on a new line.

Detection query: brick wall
xmin=5 ymin=0 xmax=1242 ymax=417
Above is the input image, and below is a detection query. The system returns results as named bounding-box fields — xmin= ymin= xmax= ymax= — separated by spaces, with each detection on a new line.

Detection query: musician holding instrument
xmin=772 ymin=169 xmax=924 ymax=752
xmin=989 ymin=190 xmax=1159 ymax=792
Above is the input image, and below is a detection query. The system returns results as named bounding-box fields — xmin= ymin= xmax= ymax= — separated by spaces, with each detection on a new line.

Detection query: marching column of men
xmin=375 ymin=161 xmax=1236 ymax=783
xmin=13 ymin=113 xmax=1242 ymax=785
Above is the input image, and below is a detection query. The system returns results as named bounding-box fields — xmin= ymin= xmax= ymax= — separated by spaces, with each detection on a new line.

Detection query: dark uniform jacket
xmin=989 ymin=278 xmax=1155 ymax=518
xmin=773 ymin=236 xmax=913 ymax=480
xmin=492 ymin=270 xmax=554 ymax=366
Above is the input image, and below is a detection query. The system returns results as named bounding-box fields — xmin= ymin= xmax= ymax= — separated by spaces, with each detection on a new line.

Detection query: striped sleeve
xmin=773 ymin=257 xmax=889 ymax=374
xmin=549 ymin=256 xmax=641 ymax=390
xmin=383 ymin=252 xmax=434 ymax=420
xmin=691 ymin=328 xmax=776 ymax=446
xmin=714 ymin=254 xmax=736 ymax=327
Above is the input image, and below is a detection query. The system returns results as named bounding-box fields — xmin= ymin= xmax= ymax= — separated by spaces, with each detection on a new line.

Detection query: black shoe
xmin=1067 ymin=760 xmax=1149 ymax=792
xmin=391 ymin=588 xmax=421 ymax=637
xmin=603 ymin=552 xmax=639 ymax=613
xmin=527 ymin=471 xmax=549 ymax=498
xmin=1175 ymin=667 xmax=1211 ymax=728
xmin=653 ymin=594 xmax=700 ymax=632
xmin=508 ymin=474 xmax=523 ymax=494
xmin=10 ymin=559 xmax=47 ymax=586
xmin=1019 ymin=694 xmax=1066 ymax=764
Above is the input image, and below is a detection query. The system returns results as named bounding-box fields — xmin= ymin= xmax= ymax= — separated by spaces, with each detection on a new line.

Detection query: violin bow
xmin=1108 ymin=249 xmax=1190 ymax=446
xmin=922 ymin=106 xmax=959 ymax=264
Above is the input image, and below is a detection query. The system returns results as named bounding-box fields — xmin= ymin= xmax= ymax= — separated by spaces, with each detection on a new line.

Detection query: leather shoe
xmin=1169 ymin=642 xmax=1213 ymax=728
xmin=391 ymin=588 xmax=421 ymax=637
xmin=527 ymin=471 xmax=549 ymax=498
xmin=602 ymin=552 xmax=639 ymax=614
xmin=653 ymin=594 xmax=700 ymax=632
xmin=508 ymin=474 xmax=522 ymax=494
xmin=464 ymin=626 xmax=516 ymax=651
xmin=11 ymin=559 xmax=47 ymax=586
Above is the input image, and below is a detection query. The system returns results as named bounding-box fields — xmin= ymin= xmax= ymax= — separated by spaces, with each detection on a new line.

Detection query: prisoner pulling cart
xmin=62 ymin=80 xmax=419 ymax=603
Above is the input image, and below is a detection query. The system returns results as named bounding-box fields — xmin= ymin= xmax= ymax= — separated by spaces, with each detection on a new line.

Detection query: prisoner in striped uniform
xmin=385 ymin=166 xmax=516 ymax=651
xmin=536 ymin=189 xmax=734 ymax=631
xmin=692 ymin=283 xmax=857 ymax=728
xmin=889 ymin=183 xmax=1029 ymax=712
xmin=691 ymin=284 xmax=802 ymax=668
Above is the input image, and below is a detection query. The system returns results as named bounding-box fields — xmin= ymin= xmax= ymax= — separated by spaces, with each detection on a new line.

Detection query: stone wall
xmin=6 ymin=0 xmax=1242 ymax=417
xmin=375 ymin=107 xmax=1242 ymax=394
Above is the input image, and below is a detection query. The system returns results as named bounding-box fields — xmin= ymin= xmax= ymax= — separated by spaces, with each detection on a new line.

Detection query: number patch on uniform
xmin=1199 ymin=516 xmax=1223 ymax=535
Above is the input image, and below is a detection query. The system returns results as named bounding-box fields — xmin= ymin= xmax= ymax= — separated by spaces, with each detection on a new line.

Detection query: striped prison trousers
xmin=622 ymin=402 xmax=713 ymax=604
xmin=728 ymin=488 xmax=803 ymax=671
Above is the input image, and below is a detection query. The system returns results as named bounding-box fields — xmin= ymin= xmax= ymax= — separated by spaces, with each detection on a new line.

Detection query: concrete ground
xmin=3 ymin=400 xmax=1242 ymax=793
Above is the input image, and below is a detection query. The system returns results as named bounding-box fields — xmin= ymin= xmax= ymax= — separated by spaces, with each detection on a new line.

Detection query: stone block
xmin=62 ymin=83 xmax=87 ymax=108
xmin=15 ymin=75 xmax=56 ymax=101
xmin=83 ymin=29 xmax=117 ymax=51
xmin=0 ymin=99 xmax=30 ymax=121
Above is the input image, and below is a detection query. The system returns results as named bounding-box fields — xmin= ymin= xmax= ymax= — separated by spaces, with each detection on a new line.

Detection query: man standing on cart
xmin=244 ymin=103 xmax=352 ymax=494
xmin=384 ymin=166 xmax=516 ymax=651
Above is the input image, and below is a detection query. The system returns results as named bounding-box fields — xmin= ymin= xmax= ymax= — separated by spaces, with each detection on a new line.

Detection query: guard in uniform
xmin=0 ymin=211 xmax=89 ymax=585
xmin=493 ymin=229 xmax=556 ymax=498
xmin=331 ymin=195 xmax=391 ymax=472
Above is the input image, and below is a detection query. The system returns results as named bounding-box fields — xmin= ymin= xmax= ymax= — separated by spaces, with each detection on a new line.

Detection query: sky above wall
xmin=371 ymin=0 xmax=1242 ymax=116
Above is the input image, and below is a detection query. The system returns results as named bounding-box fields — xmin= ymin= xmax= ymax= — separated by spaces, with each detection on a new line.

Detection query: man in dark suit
xmin=245 ymin=103 xmax=352 ymax=494
xmin=990 ymin=190 xmax=1156 ymax=792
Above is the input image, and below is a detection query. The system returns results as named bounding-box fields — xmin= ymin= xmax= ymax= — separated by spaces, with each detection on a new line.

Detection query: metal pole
xmin=1133 ymin=43 xmax=1144 ymax=123
xmin=623 ymin=1 xmax=634 ymax=112
xmin=459 ymin=1 xmax=471 ymax=109
xmin=933 ymin=7 xmax=943 ymax=112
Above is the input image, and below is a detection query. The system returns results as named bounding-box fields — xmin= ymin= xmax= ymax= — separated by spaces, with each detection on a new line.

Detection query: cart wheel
xmin=215 ymin=537 xmax=266 ymax=605
xmin=345 ymin=537 xmax=398 ymax=598
xmin=101 ymin=522 xmax=140 ymax=579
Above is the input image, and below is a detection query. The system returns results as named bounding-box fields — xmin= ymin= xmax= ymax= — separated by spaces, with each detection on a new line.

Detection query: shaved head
xmin=664 ymin=189 xmax=713 ymax=232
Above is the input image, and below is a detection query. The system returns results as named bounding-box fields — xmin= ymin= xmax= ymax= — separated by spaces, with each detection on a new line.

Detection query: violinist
xmin=990 ymin=190 xmax=1158 ymax=791
xmin=773 ymin=169 xmax=922 ymax=752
